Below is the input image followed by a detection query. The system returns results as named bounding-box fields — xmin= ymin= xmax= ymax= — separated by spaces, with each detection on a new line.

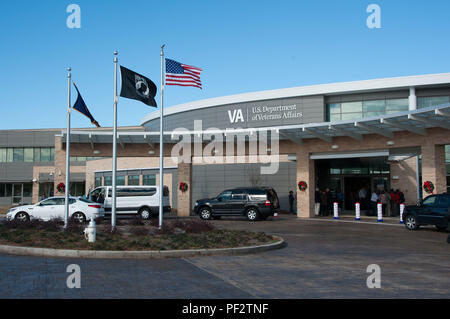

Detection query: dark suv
xmin=194 ymin=187 xmax=280 ymax=221
xmin=403 ymin=193 xmax=450 ymax=231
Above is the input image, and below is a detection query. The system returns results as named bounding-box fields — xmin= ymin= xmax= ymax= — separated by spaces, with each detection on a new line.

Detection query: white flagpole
xmin=159 ymin=44 xmax=165 ymax=229
xmin=64 ymin=67 xmax=71 ymax=229
xmin=112 ymin=51 xmax=118 ymax=230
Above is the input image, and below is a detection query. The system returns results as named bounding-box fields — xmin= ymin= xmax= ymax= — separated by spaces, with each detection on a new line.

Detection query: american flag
xmin=165 ymin=58 xmax=202 ymax=89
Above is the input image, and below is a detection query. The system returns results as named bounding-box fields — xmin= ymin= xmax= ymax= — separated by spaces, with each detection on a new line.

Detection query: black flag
xmin=119 ymin=66 xmax=157 ymax=107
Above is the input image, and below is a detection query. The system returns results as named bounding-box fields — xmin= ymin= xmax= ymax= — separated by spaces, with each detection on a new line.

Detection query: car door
xmin=431 ymin=196 xmax=450 ymax=227
xmin=33 ymin=198 xmax=62 ymax=221
xmin=417 ymin=195 xmax=438 ymax=225
xmin=213 ymin=190 xmax=233 ymax=214
xmin=230 ymin=191 xmax=248 ymax=215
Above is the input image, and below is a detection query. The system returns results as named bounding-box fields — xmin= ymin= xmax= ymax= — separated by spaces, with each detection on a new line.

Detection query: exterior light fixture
xmin=93 ymin=150 xmax=101 ymax=155
xmin=386 ymin=141 xmax=395 ymax=146
xmin=148 ymin=150 xmax=155 ymax=155
xmin=331 ymin=145 xmax=339 ymax=150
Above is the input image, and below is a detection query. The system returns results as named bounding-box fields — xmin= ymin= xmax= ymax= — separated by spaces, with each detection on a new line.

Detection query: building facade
xmin=1 ymin=73 xmax=450 ymax=217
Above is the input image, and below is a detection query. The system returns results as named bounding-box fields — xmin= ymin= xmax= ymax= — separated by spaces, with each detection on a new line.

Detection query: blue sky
xmin=1 ymin=0 xmax=450 ymax=129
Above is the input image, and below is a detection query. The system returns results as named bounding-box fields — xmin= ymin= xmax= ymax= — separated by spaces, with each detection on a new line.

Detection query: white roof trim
xmin=141 ymin=73 xmax=450 ymax=125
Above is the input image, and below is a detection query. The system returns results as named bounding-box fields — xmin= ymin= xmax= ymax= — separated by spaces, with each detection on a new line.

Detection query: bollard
xmin=377 ymin=203 xmax=383 ymax=222
xmin=399 ymin=203 xmax=405 ymax=224
xmin=333 ymin=202 xmax=339 ymax=220
xmin=274 ymin=211 xmax=278 ymax=218
xmin=84 ymin=219 xmax=96 ymax=243
xmin=355 ymin=202 xmax=361 ymax=221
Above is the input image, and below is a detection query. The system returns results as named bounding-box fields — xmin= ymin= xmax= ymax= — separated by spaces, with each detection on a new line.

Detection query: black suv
xmin=403 ymin=193 xmax=450 ymax=231
xmin=194 ymin=187 xmax=280 ymax=221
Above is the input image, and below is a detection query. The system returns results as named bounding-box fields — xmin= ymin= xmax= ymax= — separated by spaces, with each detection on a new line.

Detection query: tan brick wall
xmin=53 ymin=135 xmax=86 ymax=197
xmin=390 ymin=157 xmax=419 ymax=205
xmin=296 ymin=147 xmax=315 ymax=218
xmin=422 ymin=143 xmax=447 ymax=196
xmin=177 ymin=162 xmax=192 ymax=217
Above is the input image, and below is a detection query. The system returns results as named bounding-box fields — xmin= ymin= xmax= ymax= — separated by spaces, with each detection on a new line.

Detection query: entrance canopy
xmin=61 ymin=104 xmax=450 ymax=145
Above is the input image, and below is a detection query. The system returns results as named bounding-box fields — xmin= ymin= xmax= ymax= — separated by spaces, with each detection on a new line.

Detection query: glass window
xmin=422 ymin=196 xmax=437 ymax=206
xmin=0 ymin=184 xmax=5 ymax=197
xmin=40 ymin=148 xmax=51 ymax=162
xmin=5 ymin=184 xmax=12 ymax=197
xmin=341 ymin=102 xmax=362 ymax=113
xmin=117 ymin=176 xmax=125 ymax=186
xmin=13 ymin=148 xmax=24 ymax=162
xmin=104 ymin=176 xmax=112 ymax=186
xmin=24 ymin=148 xmax=34 ymax=162
xmin=363 ymin=100 xmax=385 ymax=113
xmin=143 ymin=174 xmax=156 ymax=186
xmin=341 ymin=113 xmax=362 ymax=121
xmin=328 ymin=103 xmax=341 ymax=114
xmin=218 ymin=190 xmax=232 ymax=201
xmin=23 ymin=183 xmax=32 ymax=197
xmin=386 ymin=98 xmax=408 ymax=112
xmin=128 ymin=175 xmax=140 ymax=186
xmin=418 ymin=96 xmax=450 ymax=109
xmin=329 ymin=113 xmax=341 ymax=122
xmin=95 ymin=177 xmax=102 ymax=187
xmin=6 ymin=148 xmax=13 ymax=162
xmin=34 ymin=148 xmax=41 ymax=162
xmin=40 ymin=198 xmax=58 ymax=206
xmin=0 ymin=148 xmax=6 ymax=162
xmin=50 ymin=148 xmax=55 ymax=162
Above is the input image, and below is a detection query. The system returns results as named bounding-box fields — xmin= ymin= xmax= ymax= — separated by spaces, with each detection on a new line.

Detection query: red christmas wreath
xmin=423 ymin=181 xmax=434 ymax=194
xmin=298 ymin=181 xmax=308 ymax=192
xmin=179 ymin=182 xmax=189 ymax=193
xmin=57 ymin=182 xmax=65 ymax=193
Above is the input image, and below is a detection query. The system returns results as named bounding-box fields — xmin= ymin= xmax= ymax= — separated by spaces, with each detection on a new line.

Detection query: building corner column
xmin=177 ymin=160 xmax=192 ymax=217
xmin=409 ymin=87 xmax=417 ymax=111
xmin=296 ymin=147 xmax=315 ymax=218
xmin=421 ymin=143 xmax=446 ymax=197
xmin=53 ymin=136 xmax=66 ymax=196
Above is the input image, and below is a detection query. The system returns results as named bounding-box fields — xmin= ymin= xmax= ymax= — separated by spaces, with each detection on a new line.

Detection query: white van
xmin=88 ymin=185 xmax=171 ymax=219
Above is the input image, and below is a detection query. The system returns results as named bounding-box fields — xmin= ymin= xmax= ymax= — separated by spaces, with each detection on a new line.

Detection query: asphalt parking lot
xmin=0 ymin=215 xmax=449 ymax=298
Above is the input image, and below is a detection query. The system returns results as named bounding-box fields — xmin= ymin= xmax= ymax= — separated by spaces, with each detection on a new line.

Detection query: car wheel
xmin=405 ymin=215 xmax=419 ymax=230
xmin=199 ymin=207 xmax=212 ymax=220
xmin=246 ymin=208 xmax=259 ymax=221
xmin=72 ymin=212 xmax=86 ymax=224
xmin=139 ymin=207 xmax=152 ymax=220
xmin=15 ymin=212 xmax=29 ymax=222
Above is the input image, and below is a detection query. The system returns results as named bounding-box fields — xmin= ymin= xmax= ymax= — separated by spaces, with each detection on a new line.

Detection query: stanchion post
xmin=355 ymin=202 xmax=361 ymax=221
xmin=377 ymin=202 xmax=383 ymax=222
xmin=333 ymin=202 xmax=339 ymax=220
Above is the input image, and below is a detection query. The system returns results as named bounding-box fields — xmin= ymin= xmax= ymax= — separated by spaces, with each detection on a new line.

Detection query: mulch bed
xmin=0 ymin=218 xmax=276 ymax=251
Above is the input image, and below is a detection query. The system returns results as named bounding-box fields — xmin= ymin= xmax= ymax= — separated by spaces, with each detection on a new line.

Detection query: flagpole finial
xmin=67 ymin=67 xmax=71 ymax=72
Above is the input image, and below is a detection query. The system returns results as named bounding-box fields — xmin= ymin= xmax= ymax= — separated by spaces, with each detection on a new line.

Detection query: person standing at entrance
xmin=379 ymin=191 xmax=388 ymax=216
xmin=314 ymin=188 xmax=321 ymax=216
xmin=358 ymin=186 xmax=367 ymax=210
xmin=370 ymin=191 xmax=379 ymax=216
xmin=288 ymin=191 xmax=296 ymax=215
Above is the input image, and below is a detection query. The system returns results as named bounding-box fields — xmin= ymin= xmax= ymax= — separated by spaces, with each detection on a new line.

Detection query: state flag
xmin=72 ymin=83 xmax=100 ymax=127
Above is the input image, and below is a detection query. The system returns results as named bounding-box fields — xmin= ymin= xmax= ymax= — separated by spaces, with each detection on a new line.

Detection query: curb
xmin=0 ymin=236 xmax=284 ymax=259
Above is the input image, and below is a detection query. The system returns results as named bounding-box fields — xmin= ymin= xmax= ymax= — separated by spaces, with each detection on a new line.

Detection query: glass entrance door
xmin=12 ymin=184 xmax=22 ymax=204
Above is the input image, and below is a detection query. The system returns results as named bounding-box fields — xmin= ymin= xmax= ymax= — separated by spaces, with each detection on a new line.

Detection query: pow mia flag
xmin=119 ymin=66 xmax=157 ymax=107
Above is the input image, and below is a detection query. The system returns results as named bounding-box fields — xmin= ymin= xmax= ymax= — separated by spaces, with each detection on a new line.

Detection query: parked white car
xmin=6 ymin=197 xmax=104 ymax=223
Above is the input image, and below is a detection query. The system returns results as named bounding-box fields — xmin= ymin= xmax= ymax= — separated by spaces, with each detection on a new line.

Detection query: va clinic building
xmin=1 ymin=73 xmax=450 ymax=218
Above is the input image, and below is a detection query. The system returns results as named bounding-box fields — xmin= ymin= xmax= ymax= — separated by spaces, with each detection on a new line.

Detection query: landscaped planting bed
xmin=0 ymin=218 xmax=276 ymax=251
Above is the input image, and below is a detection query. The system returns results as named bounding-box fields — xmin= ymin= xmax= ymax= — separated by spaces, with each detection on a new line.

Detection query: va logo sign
xmin=228 ymin=109 xmax=244 ymax=123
